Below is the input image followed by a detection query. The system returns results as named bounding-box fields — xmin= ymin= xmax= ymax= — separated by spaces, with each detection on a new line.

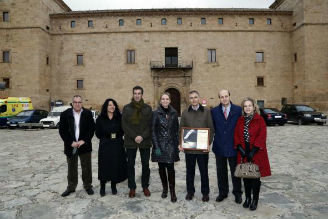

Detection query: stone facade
xmin=0 ymin=0 xmax=327 ymax=113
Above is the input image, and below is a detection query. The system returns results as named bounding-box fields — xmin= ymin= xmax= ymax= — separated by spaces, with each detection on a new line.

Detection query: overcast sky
xmin=63 ymin=0 xmax=276 ymax=11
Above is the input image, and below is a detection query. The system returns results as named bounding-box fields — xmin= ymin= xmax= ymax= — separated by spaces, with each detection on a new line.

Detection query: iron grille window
xmin=119 ymin=19 xmax=124 ymax=26
xmin=267 ymin=18 xmax=272 ymax=25
xmin=207 ymin=49 xmax=216 ymax=63
xmin=218 ymin=18 xmax=223 ymax=24
xmin=161 ymin=18 xmax=167 ymax=25
xmin=71 ymin=20 xmax=76 ymax=28
xmin=3 ymin=51 xmax=10 ymax=63
xmin=77 ymin=55 xmax=83 ymax=65
xmin=177 ymin=18 xmax=182 ymax=25
xmin=136 ymin=19 xmax=142 ymax=25
xmin=3 ymin=12 xmax=9 ymax=22
xmin=256 ymin=52 xmax=264 ymax=62
xmin=127 ymin=50 xmax=135 ymax=64
xmin=77 ymin=80 xmax=83 ymax=89
xmin=165 ymin=48 xmax=178 ymax=67
xmin=88 ymin=20 xmax=93 ymax=27
xmin=257 ymin=77 xmax=264 ymax=86
xmin=249 ymin=18 xmax=254 ymax=25
xmin=201 ymin=18 xmax=206 ymax=24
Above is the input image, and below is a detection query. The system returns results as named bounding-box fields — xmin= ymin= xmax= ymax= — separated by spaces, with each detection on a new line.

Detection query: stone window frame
xmin=127 ymin=50 xmax=135 ymax=64
xmin=2 ymin=50 xmax=10 ymax=63
xmin=76 ymin=54 xmax=84 ymax=66
xmin=267 ymin=18 xmax=272 ymax=25
xmin=71 ymin=20 xmax=76 ymax=28
xmin=161 ymin=18 xmax=167 ymax=25
xmin=76 ymin=79 xmax=84 ymax=89
xmin=201 ymin=18 xmax=206 ymax=25
xmin=207 ymin=49 xmax=216 ymax=63
xmin=119 ymin=19 xmax=124 ymax=26
xmin=2 ymin=78 xmax=10 ymax=89
xmin=256 ymin=99 xmax=265 ymax=108
xmin=88 ymin=20 xmax=93 ymax=28
xmin=249 ymin=18 xmax=255 ymax=25
xmin=177 ymin=18 xmax=182 ymax=25
xmin=255 ymin=51 xmax=264 ymax=63
xmin=136 ymin=19 xmax=142 ymax=25
xmin=256 ymin=76 xmax=265 ymax=87
xmin=218 ymin=18 xmax=223 ymax=25
xmin=3 ymin=11 xmax=9 ymax=22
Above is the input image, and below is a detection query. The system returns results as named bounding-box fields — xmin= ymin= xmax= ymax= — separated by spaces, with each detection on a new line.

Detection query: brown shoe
xmin=129 ymin=189 xmax=136 ymax=198
xmin=143 ymin=188 xmax=151 ymax=197
xmin=202 ymin=194 xmax=209 ymax=202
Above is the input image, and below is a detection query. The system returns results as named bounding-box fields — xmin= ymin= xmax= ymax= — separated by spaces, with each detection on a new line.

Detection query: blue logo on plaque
xmin=12 ymin=108 xmax=16 ymax=112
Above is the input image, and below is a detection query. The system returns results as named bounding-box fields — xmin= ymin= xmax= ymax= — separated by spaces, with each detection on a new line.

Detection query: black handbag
xmin=234 ymin=160 xmax=261 ymax=179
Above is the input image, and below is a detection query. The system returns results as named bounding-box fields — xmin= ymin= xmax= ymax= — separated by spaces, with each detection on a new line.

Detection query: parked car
xmin=6 ymin=109 xmax=48 ymax=128
xmin=281 ymin=104 xmax=327 ymax=125
xmin=260 ymin=108 xmax=287 ymax=126
xmin=40 ymin=105 xmax=71 ymax=128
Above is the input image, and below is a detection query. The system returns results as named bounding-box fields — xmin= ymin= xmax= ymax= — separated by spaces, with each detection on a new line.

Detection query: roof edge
xmin=269 ymin=0 xmax=286 ymax=9
xmin=54 ymin=0 xmax=71 ymax=12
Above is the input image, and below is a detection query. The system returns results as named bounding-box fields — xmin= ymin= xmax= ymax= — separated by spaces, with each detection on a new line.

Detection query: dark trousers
xmin=126 ymin=148 xmax=150 ymax=189
xmin=66 ymin=152 xmax=92 ymax=191
xmin=243 ymin=178 xmax=261 ymax=198
xmin=158 ymin=162 xmax=174 ymax=172
xmin=215 ymin=154 xmax=242 ymax=197
xmin=185 ymin=153 xmax=209 ymax=195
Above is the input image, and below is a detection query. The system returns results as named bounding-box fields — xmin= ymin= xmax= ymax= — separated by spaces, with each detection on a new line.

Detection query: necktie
xmin=224 ymin=108 xmax=228 ymax=120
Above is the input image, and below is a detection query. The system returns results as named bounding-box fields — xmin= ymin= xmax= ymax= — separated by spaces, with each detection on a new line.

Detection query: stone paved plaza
xmin=0 ymin=124 xmax=327 ymax=219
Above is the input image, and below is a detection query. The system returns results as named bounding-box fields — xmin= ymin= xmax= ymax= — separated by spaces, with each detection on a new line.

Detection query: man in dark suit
xmin=211 ymin=89 xmax=243 ymax=203
xmin=59 ymin=95 xmax=95 ymax=197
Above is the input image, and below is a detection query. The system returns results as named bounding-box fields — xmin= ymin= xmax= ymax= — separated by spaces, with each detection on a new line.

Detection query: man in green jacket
xmin=180 ymin=90 xmax=214 ymax=202
xmin=122 ymin=86 xmax=152 ymax=198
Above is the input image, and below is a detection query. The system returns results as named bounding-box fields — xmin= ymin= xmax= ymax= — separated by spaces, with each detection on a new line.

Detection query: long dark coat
xmin=234 ymin=113 xmax=271 ymax=177
xmin=151 ymin=105 xmax=180 ymax=163
xmin=96 ymin=115 xmax=127 ymax=183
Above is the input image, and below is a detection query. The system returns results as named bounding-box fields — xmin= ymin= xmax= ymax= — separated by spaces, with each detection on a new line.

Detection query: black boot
xmin=100 ymin=181 xmax=106 ymax=197
xmin=159 ymin=168 xmax=168 ymax=198
xmin=111 ymin=182 xmax=117 ymax=195
xmin=250 ymin=180 xmax=261 ymax=211
xmin=243 ymin=179 xmax=252 ymax=208
xmin=168 ymin=170 xmax=177 ymax=203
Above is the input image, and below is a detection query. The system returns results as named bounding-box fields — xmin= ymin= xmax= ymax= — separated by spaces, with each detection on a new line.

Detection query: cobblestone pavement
xmin=0 ymin=124 xmax=327 ymax=219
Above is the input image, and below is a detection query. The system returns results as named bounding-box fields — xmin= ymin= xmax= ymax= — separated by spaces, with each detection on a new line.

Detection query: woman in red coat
xmin=234 ymin=97 xmax=271 ymax=211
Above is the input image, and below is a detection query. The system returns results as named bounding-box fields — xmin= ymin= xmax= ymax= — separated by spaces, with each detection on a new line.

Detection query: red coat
xmin=234 ymin=113 xmax=271 ymax=177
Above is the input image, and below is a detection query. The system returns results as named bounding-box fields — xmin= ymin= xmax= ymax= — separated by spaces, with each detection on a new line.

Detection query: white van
xmin=40 ymin=105 xmax=71 ymax=128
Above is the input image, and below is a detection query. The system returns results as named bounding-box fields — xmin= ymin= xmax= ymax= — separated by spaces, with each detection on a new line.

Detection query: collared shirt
xmin=192 ymin=104 xmax=200 ymax=111
xmin=73 ymin=108 xmax=83 ymax=141
xmin=221 ymin=104 xmax=231 ymax=118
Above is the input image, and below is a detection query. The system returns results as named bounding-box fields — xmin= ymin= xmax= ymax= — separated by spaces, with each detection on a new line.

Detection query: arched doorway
xmin=165 ymin=88 xmax=181 ymax=116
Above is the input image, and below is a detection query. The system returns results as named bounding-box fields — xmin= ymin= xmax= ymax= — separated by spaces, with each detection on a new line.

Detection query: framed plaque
xmin=180 ymin=127 xmax=210 ymax=152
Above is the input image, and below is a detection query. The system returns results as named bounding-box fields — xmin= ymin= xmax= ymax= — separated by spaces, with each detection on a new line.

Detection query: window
xmin=201 ymin=18 xmax=206 ymax=24
xmin=3 ymin=78 xmax=10 ymax=88
xmin=3 ymin=12 xmax=9 ymax=22
xmin=71 ymin=20 xmax=76 ymax=28
xmin=281 ymin=97 xmax=287 ymax=105
xmin=88 ymin=20 xmax=93 ymax=27
xmin=256 ymin=52 xmax=264 ymax=62
xmin=165 ymin=48 xmax=178 ymax=67
xmin=46 ymin=56 xmax=49 ymax=65
xmin=161 ymin=18 xmax=167 ymax=25
xmin=218 ymin=18 xmax=223 ymax=24
xmin=257 ymin=77 xmax=264 ymax=87
xmin=77 ymin=80 xmax=83 ymax=89
xmin=177 ymin=18 xmax=182 ymax=25
xmin=136 ymin=19 xmax=142 ymax=25
xmin=3 ymin=51 xmax=10 ymax=63
xmin=127 ymin=50 xmax=135 ymax=64
xmin=207 ymin=49 xmax=216 ymax=63
xmin=119 ymin=19 xmax=124 ymax=26
xmin=294 ymin=53 xmax=297 ymax=62
xmin=77 ymin=55 xmax=83 ymax=65
xmin=249 ymin=18 xmax=254 ymax=25
xmin=267 ymin=18 xmax=272 ymax=25
xmin=257 ymin=100 xmax=265 ymax=109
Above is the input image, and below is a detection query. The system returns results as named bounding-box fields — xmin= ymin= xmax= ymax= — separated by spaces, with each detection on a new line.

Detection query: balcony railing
xmin=150 ymin=61 xmax=193 ymax=70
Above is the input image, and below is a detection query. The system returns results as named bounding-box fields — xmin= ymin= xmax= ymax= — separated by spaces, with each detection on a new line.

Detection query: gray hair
xmin=72 ymin=95 xmax=83 ymax=102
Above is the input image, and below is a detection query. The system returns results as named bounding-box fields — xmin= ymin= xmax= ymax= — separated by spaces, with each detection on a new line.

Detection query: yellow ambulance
xmin=0 ymin=97 xmax=33 ymax=126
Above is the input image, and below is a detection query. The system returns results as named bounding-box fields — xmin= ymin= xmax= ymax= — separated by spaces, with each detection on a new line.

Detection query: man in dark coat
xmin=122 ymin=86 xmax=152 ymax=198
xmin=211 ymin=89 xmax=242 ymax=203
xmin=59 ymin=95 xmax=95 ymax=197
xmin=180 ymin=90 xmax=214 ymax=202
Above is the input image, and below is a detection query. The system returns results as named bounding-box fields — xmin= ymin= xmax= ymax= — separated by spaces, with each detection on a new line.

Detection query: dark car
xmin=260 ymin=108 xmax=288 ymax=126
xmin=281 ymin=104 xmax=327 ymax=125
xmin=6 ymin=110 xmax=48 ymax=128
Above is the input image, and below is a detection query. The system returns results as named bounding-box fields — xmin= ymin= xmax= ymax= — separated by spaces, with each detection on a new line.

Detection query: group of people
xmin=58 ymin=86 xmax=271 ymax=211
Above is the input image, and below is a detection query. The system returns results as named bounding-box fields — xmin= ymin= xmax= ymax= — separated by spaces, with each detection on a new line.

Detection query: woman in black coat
xmin=151 ymin=92 xmax=180 ymax=202
xmin=96 ymin=98 xmax=127 ymax=196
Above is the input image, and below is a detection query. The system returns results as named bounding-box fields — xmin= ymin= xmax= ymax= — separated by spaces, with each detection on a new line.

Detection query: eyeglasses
xmin=73 ymin=102 xmax=82 ymax=104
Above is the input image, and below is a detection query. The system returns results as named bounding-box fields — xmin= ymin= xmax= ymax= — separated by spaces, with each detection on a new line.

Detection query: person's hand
xmin=71 ymin=142 xmax=79 ymax=147
xmin=178 ymin=145 xmax=184 ymax=152
xmin=135 ymin=136 xmax=143 ymax=144
xmin=77 ymin=140 xmax=85 ymax=147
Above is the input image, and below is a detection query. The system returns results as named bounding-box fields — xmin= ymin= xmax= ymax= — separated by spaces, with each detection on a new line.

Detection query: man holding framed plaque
xmin=180 ymin=90 xmax=214 ymax=202
xmin=211 ymin=89 xmax=243 ymax=204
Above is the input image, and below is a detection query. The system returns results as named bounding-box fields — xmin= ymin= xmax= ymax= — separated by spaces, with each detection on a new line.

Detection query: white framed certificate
xmin=180 ymin=127 xmax=210 ymax=152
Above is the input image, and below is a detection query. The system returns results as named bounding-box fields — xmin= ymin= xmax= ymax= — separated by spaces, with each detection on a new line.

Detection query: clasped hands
xmin=135 ymin=136 xmax=143 ymax=144
xmin=71 ymin=140 xmax=85 ymax=148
